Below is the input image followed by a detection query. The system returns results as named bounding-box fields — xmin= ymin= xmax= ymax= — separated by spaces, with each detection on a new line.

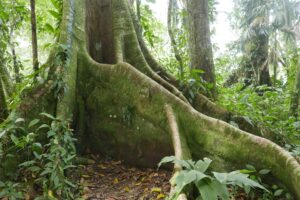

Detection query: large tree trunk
xmin=13 ymin=0 xmax=300 ymax=198
xmin=186 ymin=0 xmax=216 ymax=98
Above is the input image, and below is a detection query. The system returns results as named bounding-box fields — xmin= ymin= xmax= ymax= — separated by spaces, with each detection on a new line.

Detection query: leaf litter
xmin=79 ymin=155 xmax=171 ymax=200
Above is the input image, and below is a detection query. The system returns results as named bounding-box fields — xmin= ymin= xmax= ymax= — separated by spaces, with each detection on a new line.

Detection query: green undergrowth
xmin=158 ymin=156 xmax=293 ymax=200
xmin=0 ymin=112 xmax=80 ymax=200
xmin=218 ymin=84 xmax=300 ymax=154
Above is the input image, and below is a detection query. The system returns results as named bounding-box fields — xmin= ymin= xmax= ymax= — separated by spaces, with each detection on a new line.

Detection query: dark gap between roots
xmin=85 ymin=0 xmax=116 ymax=64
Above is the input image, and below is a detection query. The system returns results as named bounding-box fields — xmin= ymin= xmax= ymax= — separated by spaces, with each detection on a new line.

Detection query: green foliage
xmin=50 ymin=43 xmax=71 ymax=99
xmin=0 ymin=113 xmax=78 ymax=199
xmin=0 ymin=181 xmax=23 ymax=200
xmin=158 ymin=156 xmax=267 ymax=200
xmin=42 ymin=0 xmax=63 ymax=39
xmin=238 ymin=164 xmax=293 ymax=200
xmin=140 ymin=4 xmax=165 ymax=52
xmin=218 ymin=84 xmax=300 ymax=145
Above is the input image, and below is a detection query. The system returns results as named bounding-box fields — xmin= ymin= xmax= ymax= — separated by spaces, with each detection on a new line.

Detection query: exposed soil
xmin=79 ymin=155 xmax=172 ymax=200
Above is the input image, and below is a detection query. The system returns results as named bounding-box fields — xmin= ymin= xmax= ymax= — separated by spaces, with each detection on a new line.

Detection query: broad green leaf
xmin=226 ymin=171 xmax=268 ymax=191
xmin=195 ymin=158 xmax=212 ymax=172
xmin=0 ymin=130 xmax=6 ymax=139
xmin=197 ymin=180 xmax=218 ymax=200
xmin=259 ymin=169 xmax=271 ymax=175
xmin=28 ymin=119 xmax=40 ymax=128
xmin=48 ymin=10 xmax=60 ymax=19
xmin=40 ymin=112 xmax=56 ymax=120
xmin=239 ymin=169 xmax=255 ymax=174
xmin=15 ymin=118 xmax=25 ymax=123
xmin=274 ymin=189 xmax=284 ymax=196
xmin=10 ymin=134 xmax=19 ymax=146
xmin=37 ymin=124 xmax=50 ymax=131
xmin=245 ymin=164 xmax=256 ymax=171
xmin=213 ymin=172 xmax=228 ymax=183
xmin=157 ymin=156 xmax=176 ymax=168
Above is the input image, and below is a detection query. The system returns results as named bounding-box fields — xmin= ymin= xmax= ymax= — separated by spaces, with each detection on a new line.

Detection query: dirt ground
xmin=79 ymin=155 xmax=172 ymax=200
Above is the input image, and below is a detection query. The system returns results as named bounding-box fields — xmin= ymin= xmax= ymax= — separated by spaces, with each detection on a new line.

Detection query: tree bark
xmin=11 ymin=44 xmax=21 ymax=83
xmin=8 ymin=10 xmax=21 ymax=83
xmin=0 ymin=58 xmax=13 ymax=97
xmin=168 ymin=0 xmax=184 ymax=79
xmin=11 ymin=0 xmax=300 ymax=198
xmin=186 ymin=0 xmax=216 ymax=98
xmin=241 ymin=1 xmax=272 ymax=87
xmin=30 ymin=0 xmax=39 ymax=75
xmin=0 ymin=78 xmax=8 ymax=122
xmin=290 ymin=55 xmax=300 ymax=118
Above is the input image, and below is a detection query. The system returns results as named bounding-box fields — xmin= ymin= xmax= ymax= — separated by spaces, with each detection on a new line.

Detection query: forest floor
xmin=79 ymin=155 xmax=171 ymax=200
xmin=77 ymin=155 xmax=251 ymax=200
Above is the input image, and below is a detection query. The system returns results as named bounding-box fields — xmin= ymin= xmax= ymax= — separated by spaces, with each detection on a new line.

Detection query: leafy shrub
xmin=158 ymin=156 xmax=267 ymax=200
xmin=239 ymin=164 xmax=293 ymax=200
xmin=0 ymin=112 xmax=78 ymax=199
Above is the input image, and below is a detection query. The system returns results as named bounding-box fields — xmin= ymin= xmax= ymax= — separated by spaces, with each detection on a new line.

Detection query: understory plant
xmin=218 ymin=84 xmax=300 ymax=147
xmin=239 ymin=164 xmax=293 ymax=200
xmin=0 ymin=112 xmax=78 ymax=199
xmin=158 ymin=156 xmax=268 ymax=200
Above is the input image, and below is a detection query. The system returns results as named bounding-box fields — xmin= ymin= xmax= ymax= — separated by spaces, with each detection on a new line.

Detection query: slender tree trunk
xmin=168 ymin=0 xmax=184 ymax=79
xmin=290 ymin=52 xmax=300 ymax=118
xmin=30 ymin=0 xmax=39 ymax=75
xmin=0 ymin=55 xmax=13 ymax=96
xmin=11 ymin=44 xmax=20 ymax=83
xmin=8 ymin=3 xmax=21 ymax=83
xmin=0 ymin=78 xmax=8 ymax=122
xmin=136 ymin=0 xmax=141 ymax=22
xmin=186 ymin=0 xmax=216 ymax=98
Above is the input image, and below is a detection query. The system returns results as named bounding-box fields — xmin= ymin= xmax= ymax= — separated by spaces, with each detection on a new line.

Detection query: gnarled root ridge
xmin=77 ymin=55 xmax=300 ymax=198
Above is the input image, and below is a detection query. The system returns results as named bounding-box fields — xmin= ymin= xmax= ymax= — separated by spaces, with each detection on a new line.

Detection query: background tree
xmin=168 ymin=0 xmax=184 ymax=79
xmin=0 ymin=78 xmax=8 ymax=122
xmin=186 ymin=0 xmax=216 ymax=98
xmin=30 ymin=0 xmax=39 ymax=75
xmin=233 ymin=0 xmax=272 ymax=87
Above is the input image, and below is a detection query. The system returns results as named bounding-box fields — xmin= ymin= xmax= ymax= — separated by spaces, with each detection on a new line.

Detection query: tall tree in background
xmin=291 ymin=56 xmax=300 ymax=118
xmin=168 ymin=0 xmax=184 ymax=79
xmin=0 ymin=78 xmax=8 ymax=122
xmin=239 ymin=0 xmax=272 ymax=87
xmin=186 ymin=0 xmax=216 ymax=98
xmin=280 ymin=0 xmax=300 ymax=118
xmin=9 ymin=0 xmax=21 ymax=83
xmin=30 ymin=0 xmax=39 ymax=75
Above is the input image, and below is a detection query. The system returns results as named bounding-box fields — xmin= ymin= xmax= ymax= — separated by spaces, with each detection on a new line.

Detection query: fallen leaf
xmin=135 ymin=182 xmax=142 ymax=186
xmin=157 ymin=193 xmax=166 ymax=199
xmin=98 ymin=173 xmax=105 ymax=177
xmin=114 ymin=178 xmax=119 ymax=184
xmin=98 ymin=164 xmax=107 ymax=169
xmin=124 ymin=187 xmax=130 ymax=192
xmin=151 ymin=187 xmax=162 ymax=193
xmin=112 ymin=160 xmax=122 ymax=165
